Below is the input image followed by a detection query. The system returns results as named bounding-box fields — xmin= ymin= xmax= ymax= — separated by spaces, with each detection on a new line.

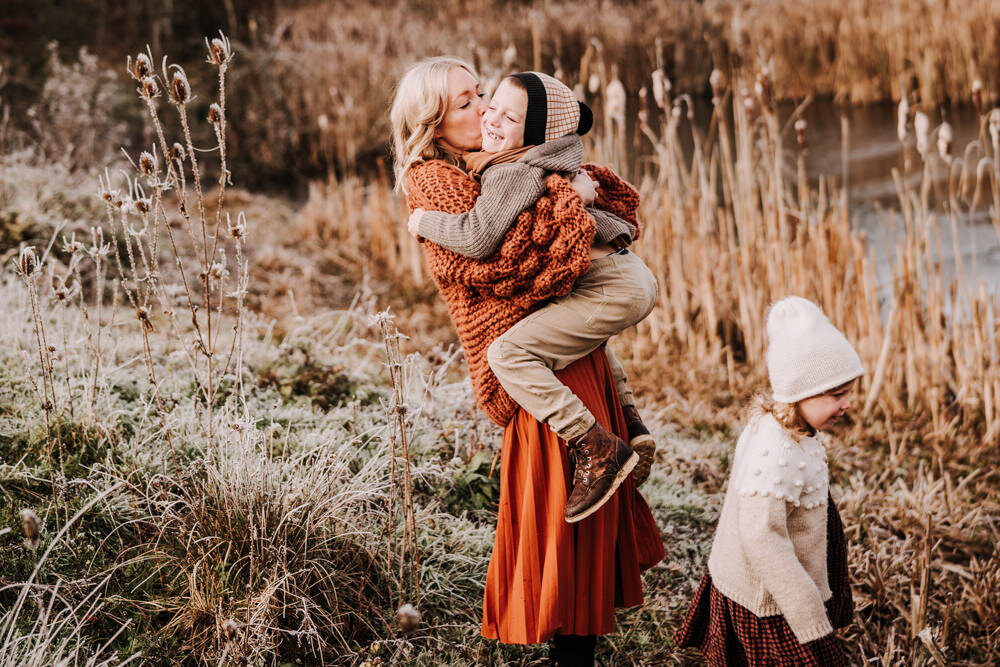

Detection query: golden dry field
xmin=1 ymin=1 xmax=999 ymax=664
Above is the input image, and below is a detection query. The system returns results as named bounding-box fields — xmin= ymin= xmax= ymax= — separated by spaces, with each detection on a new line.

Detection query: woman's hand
xmin=407 ymin=208 xmax=425 ymax=236
xmin=570 ymin=170 xmax=598 ymax=205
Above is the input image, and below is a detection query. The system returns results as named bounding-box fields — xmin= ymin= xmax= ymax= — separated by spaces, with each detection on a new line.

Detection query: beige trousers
xmin=486 ymin=250 xmax=658 ymax=440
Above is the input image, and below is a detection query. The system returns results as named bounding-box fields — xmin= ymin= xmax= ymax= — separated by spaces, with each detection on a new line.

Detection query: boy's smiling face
xmin=481 ymin=78 xmax=527 ymax=152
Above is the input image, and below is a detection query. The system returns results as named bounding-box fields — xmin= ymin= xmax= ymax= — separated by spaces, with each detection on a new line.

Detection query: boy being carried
xmin=409 ymin=72 xmax=658 ymax=523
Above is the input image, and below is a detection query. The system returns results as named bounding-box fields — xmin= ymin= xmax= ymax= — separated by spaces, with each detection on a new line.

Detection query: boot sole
xmin=564 ymin=451 xmax=640 ymax=524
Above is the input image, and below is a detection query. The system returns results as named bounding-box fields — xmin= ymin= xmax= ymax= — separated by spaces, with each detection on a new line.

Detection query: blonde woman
xmin=390 ymin=57 xmax=663 ymax=665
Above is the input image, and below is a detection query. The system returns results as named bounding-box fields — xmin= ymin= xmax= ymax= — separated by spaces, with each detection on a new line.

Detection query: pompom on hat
xmin=509 ymin=71 xmax=593 ymax=146
xmin=765 ymin=296 xmax=865 ymax=403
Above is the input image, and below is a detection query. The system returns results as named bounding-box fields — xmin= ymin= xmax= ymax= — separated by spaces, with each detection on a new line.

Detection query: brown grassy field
xmin=1 ymin=6 xmax=999 ymax=665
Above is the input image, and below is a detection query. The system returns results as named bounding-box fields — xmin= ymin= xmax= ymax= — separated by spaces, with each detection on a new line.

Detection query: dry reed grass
xmin=294 ymin=60 xmax=1000 ymax=663
xmin=248 ymin=0 xmax=1000 ymax=184
xmin=625 ymin=65 xmax=999 ymax=663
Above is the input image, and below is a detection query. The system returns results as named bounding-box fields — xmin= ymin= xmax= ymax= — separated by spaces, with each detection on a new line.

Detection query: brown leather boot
xmin=564 ymin=423 xmax=638 ymax=523
xmin=622 ymin=405 xmax=656 ymax=486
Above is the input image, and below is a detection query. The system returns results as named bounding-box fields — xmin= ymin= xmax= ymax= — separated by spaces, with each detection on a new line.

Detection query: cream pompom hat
xmin=765 ymin=296 xmax=865 ymax=403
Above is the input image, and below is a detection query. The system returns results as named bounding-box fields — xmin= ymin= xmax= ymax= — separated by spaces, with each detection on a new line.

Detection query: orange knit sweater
xmin=407 ymin=159 xmax=641 ymax=426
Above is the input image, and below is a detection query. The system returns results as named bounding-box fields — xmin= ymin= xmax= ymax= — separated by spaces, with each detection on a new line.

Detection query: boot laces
xmin=574 ymin=445 xmax=593 ymax=484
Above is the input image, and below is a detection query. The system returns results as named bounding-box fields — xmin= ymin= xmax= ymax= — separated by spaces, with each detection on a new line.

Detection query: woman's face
xmin=481 ymin=78 xmax=527 ymax=152
xmin=434 ymin=67 xmax=486 ymax=151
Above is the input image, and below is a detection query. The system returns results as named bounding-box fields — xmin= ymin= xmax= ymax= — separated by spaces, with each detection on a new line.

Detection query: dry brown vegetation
xmin=617 ymin=69 xmax=1000 ymax=662
xmin=255 ymin=0 xmax=1000 ymax=184
xmin=3 ymin=4 xmax=1000 ymax=664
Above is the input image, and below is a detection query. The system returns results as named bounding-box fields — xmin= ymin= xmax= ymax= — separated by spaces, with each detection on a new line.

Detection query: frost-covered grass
xmin=0 ymin=271 xmax=716 ymax=665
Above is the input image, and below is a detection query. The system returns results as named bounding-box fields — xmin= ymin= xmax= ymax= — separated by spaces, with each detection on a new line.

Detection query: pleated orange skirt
xmin=481 ymin=347 xmax=665 ymax=644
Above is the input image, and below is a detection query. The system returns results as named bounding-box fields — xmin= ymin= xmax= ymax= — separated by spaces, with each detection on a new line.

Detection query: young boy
xmin=409 ymin=72 xmax=658 ymax=522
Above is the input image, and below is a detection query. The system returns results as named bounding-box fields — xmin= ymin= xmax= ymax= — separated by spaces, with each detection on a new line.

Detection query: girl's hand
xmin=407 ymin=208 xmax=425 ymax=236
xmin=571 ymin=170 xmax=598 ymax=205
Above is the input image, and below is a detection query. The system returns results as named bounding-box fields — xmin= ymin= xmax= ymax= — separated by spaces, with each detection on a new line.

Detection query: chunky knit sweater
xmin=417 ymin=135 xmax=636 ymax=259
xmin=707 ymin=413 xmax=833 ymax=644
xmin=406 ymin=158 xmax=640 ymax=426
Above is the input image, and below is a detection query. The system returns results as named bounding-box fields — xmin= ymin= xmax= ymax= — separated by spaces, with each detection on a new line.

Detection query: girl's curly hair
xmin=747 ymin=391 xmax=814 ymax=442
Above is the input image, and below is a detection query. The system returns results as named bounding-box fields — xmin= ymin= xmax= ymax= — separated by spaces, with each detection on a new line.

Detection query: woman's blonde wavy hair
xmin=390 ymin=56 xmax=478 ymax=193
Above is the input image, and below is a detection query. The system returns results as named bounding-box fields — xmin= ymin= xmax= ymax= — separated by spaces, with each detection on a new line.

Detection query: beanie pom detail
xmin=577 ymin=102 xmax=593 ymax=136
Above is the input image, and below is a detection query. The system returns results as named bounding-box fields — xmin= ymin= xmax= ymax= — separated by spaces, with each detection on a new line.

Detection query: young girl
xmin=675 ymin=296 xmax=862 ymax=666
xmin=407 ymin=71 xmax=658 ymax=523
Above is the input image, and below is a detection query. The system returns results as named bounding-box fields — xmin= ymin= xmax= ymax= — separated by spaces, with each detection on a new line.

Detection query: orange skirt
xmin=481 ymin=347 xmax=665 ymax=644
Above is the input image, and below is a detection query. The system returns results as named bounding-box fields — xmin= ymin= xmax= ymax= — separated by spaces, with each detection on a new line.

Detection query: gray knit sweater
xmin=416 ymin=134 xmax=635 ymax=259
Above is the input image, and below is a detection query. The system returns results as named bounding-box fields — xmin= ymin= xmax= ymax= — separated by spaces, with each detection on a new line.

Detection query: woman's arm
xmin=584 ymin=163 xmax=642 ymax=236
xmin=406 ymin=160 xmax=480 ymax=214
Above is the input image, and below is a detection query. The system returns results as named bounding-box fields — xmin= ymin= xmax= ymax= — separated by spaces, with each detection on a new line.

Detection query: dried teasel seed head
xmin=18 ymin=246 xmax=38 ymax=277
xmin=170 ymin=142 xmax=186 ymax=162
xmin=169 ymin=69 xmax=191 ymax=105
xmin=138 ymin=151 xmax=156 ymax=176
xmin=396 ymin=603 xmax=420 ymax=633
xmin=20 ymin=509 xmax=41 ymax=550
xmin=206 ymin=35 xmax=233 ymax=66
xmin=100 ymin=187 xmax=124 ymax=208
xmin=133 ymin=198 xmax=151 ymax=215
xmin=227 ymin=211 xmax=247 ymax=239
xmin=129 ymin=52 xmax=152 ymax=80
xmin=137 ymin=306 xmax=154 ymax=332
xmin=207 ymin=103 xmax=223 ymax=125
xmin=140 ymin=76 xmax=159 ymax=99
xmin=209 ymin=262 xmax=226 ymax=280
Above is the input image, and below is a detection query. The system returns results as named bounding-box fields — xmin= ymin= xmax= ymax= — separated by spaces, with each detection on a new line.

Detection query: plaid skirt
xmin=673 ymin=495 xmax=852 ymax=666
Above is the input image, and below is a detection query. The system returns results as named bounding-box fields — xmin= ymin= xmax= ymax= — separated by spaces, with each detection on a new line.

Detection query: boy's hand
xmin=407 ymin=208 xmax=425 ymax=236
xmin=571 ymin=170 xmax=598 ymax=205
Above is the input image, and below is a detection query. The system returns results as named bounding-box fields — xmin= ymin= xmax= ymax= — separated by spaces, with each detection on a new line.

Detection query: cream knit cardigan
xmin=707 ymin=413 xmax=834 ymax=643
